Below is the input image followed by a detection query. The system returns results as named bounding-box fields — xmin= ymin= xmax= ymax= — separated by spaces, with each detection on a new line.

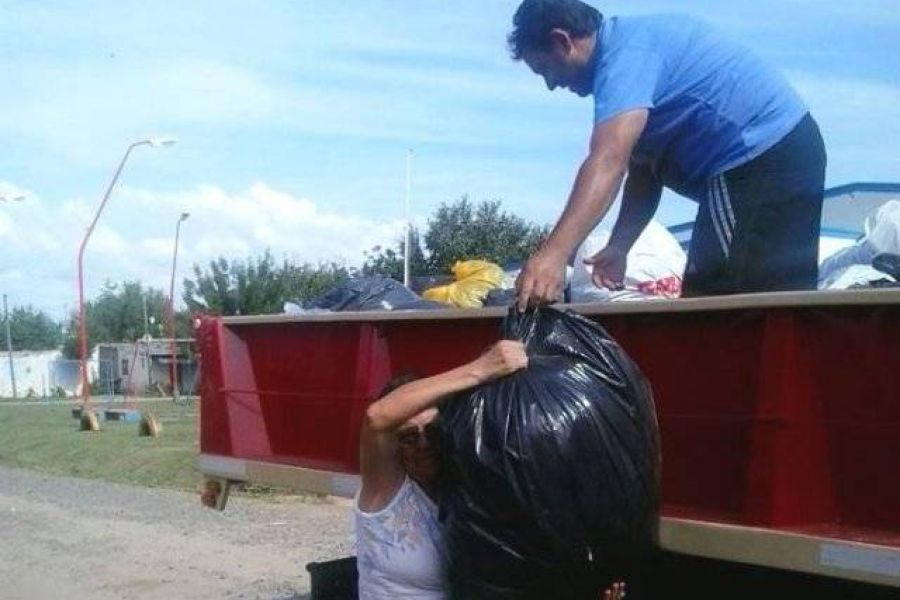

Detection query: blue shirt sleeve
xmin=593 ymin=48 xmax=664 ymax=124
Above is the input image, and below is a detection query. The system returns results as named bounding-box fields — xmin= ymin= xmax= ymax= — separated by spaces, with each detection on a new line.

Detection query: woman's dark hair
xmin=508 ymin=0 xmax=603 ymax=60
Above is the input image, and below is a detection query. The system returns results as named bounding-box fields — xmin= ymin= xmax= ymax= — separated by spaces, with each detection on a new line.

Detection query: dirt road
xmin=0 ymin=466 xmax=353 ymax=599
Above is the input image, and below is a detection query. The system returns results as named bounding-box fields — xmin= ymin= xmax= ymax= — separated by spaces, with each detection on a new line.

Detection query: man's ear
xmin=549 ymin=28 xmax=575 ymax=57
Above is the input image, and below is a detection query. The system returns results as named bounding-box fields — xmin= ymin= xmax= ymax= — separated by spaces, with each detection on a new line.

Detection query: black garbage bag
xmin=483 ymin=288 xmax=517 ymax=307
xmin=305 ymin=276 xmax=446 ymax=311
xmin=438 ymin=307 xmax=660 ymax=599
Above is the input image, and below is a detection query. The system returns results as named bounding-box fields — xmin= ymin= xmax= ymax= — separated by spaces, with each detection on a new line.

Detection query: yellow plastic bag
xmin=423 ymin=260 xmax=504 ymax=308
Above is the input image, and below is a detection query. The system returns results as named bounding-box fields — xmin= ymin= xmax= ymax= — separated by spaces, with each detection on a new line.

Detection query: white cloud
xmin=1 ymin=181 xmax=405 ymax=318
xmin=0 ymin=182 xmax=43 ymax=246
xmin=0 ymin=268 xmax=25 ymax=284
xmin=124 ymin=182 xmax=404 ymax=264
xmin=0 ymin=212 xmax=11 ymax=237
xmin=141 ymin=238 xmax=176 ymax=260
xmin=91 ymin=226 xmax=128 ymax=255
xmin=0 ymin=181 xmax=32 ymax=199
xmin=2 ymin=0 xmax=897 ymax=320
xmin=194 ymin=236 xmax=251 ymax=260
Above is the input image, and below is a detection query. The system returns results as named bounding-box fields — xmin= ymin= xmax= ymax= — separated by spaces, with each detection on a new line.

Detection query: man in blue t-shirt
xmin=510 ymin=0 xmax=826 ymax=307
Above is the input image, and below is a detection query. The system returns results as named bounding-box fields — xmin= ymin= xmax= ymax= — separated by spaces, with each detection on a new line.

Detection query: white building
xmin=92 ymin=338 xmax=197 ymax=396
xmin=0 ymin=350 xmax=80 ymax=398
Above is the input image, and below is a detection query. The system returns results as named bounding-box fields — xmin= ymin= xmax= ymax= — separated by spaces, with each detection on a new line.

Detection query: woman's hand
xmin=471 ymin=340 xmax=528 ymax=383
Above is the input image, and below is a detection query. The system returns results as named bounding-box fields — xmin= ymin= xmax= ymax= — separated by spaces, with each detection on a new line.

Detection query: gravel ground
xmin=0 ymin=465 xmax=354 ymax=600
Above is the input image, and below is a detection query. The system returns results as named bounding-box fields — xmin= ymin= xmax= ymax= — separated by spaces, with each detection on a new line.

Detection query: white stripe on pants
xmin=708 ymin=174 xmax=737 ymax=258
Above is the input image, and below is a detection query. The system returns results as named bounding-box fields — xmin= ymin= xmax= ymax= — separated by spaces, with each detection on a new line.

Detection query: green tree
xmin=364 ymin=197 xmax=548 ymax=279
xmin=183 ymin=251 xmax=353 ymax=316
xmin=4 ymin=306 xmax=63 ymax=351
xmin=183 ymin=257 xmax=237 ymax=316
xmin=424 ymin=197 xmax=548 ymax=273
xmin=62 ymin=281 xmax=187 ymax=358
xmin=283 ymin=262 xmax=353 ymax=305
xmin=183 ymin=252 xmax=282 ymax=316
xmin=362 ymin=227 xmax=428 ymax=280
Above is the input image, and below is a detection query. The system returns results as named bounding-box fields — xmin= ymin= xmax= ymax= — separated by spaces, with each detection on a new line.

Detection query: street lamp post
xmin=168 ymin=212 xmax=189 ymax=401
xmin=76 ymin=138 xmax=175 ymax=407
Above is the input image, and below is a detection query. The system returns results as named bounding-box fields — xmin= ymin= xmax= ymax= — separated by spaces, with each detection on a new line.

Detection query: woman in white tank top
xmin=354 ymin=340 xmax=628 ymax=600
xmin=355 ymin=340 xmax=528 ymax=599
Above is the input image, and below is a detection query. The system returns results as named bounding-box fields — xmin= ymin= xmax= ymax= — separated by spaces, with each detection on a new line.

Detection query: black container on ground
xmin=305 ymin=556 xmax=358 ymax=600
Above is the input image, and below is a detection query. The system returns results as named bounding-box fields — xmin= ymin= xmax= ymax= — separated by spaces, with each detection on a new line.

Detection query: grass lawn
xmin=0 ymin=400 xmax=203 ymax=492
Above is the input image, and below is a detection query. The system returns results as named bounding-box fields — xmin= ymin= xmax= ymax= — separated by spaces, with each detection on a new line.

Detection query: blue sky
xmin=2 ymin=0 xmax=898 ymax=318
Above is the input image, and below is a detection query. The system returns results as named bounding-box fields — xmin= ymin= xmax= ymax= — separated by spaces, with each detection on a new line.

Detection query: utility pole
xmin=141 ymin=293 xmax=151 ymax=394
xmin=403 ymin=149 xmax=413 ymax=288
xmin=3 ymin=294 xmax=17 ymax=399
xmin=142 ymin=293 xmax=150 ymax=338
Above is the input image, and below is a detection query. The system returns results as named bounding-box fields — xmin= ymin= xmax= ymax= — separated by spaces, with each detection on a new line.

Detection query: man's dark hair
xmin=508 ymin=0 xmax=603 ymax=60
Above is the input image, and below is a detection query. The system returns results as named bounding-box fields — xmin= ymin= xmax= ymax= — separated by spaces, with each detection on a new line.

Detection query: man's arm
xmin=609 ymin=161 xmax=663 ymax=252
xmin=584 ymin=161 xmax=663 ymax=289
xmin=516 ymin=108 xmax=649 ymax=310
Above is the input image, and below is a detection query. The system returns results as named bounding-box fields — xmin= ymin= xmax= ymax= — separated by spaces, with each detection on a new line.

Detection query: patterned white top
xmin=354 ymin=476 xmax=446 ymax=599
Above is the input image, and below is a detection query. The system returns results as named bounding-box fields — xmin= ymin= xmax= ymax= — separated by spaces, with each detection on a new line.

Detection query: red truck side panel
xmin=198 ymin=303 xmax=900 ymax=545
